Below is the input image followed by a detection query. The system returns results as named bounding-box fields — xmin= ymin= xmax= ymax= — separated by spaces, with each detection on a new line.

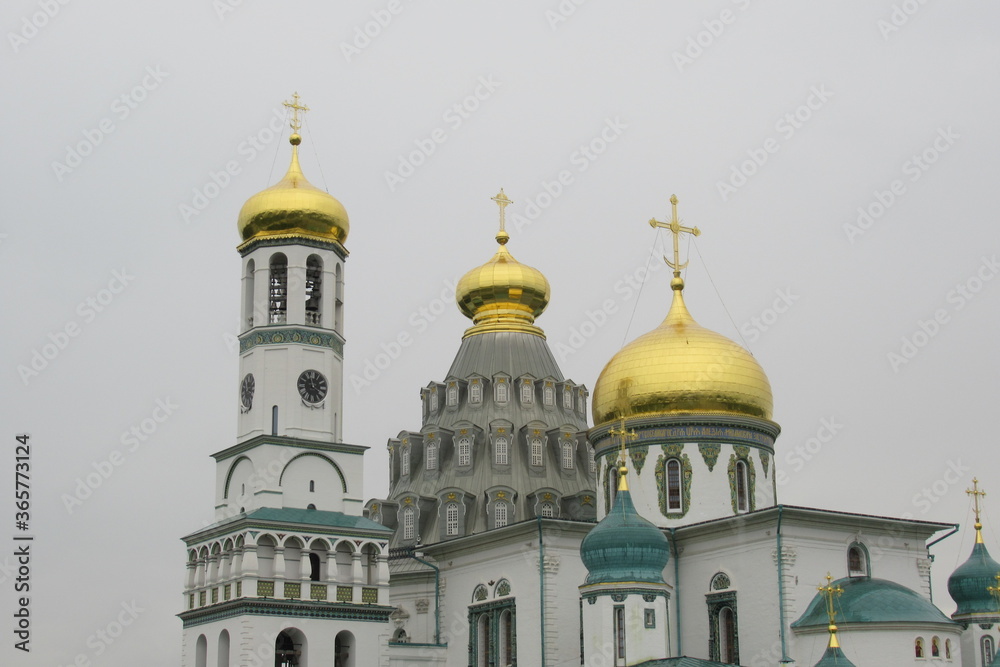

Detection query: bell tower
xmin=179 ymin=96 xmax=394 ymax=667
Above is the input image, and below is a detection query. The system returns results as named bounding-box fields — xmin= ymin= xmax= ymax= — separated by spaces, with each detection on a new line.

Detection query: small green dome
xmin=948 ymin=542 xmax=1000 ymax=616
xmin=580 ymin=489 xmax=669 ymax=585
xmin=814 ymin=646 xmax=856 ymax=667
xmin=792 ymin=577 xmax=957 ymax=628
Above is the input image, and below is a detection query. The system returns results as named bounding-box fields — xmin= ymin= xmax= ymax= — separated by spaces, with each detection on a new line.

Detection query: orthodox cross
xmin=492 ymin=189 xmax=512 ymax=244
xmin=967 ymin=478 xmax=987 ymax=541
xmin=609 ymin=417 xmax=637 ymax=468
xmin=649 ymin=194 xmax=701 ymax=277
xmin=818 ymin=573 xmax=844 ymax=647
xmin=283 ymin=92 xmax=310 ymax=133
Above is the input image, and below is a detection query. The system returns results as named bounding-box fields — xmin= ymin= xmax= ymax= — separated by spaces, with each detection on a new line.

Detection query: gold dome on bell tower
xmin=455 ymin=190 xmax=551 ymax=338
xmin=591 ymin=196 xmax=774 ymax=427
xmin=237 ymin=93 xmax=349 ymax=247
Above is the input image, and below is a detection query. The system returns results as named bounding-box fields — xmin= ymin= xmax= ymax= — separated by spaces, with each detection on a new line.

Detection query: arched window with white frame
xmin=426 ymin=442 xmax=438 ymax=470
xmin=445 ymin=502 xmax=459 ymax=536
xmin=983 ymin=636 xmax=994 ymax=666
xmin=470 ymin=381 xmax=482 ymax=404
xmin=457 ymin=437 xmax=471 ymax=467
xmin=543 ymin=384 xmax=554 ymax=405
xmin=563 ymin=386 xmax=574 ymax=409
xmin=495 ymin=380 xmax=508 ymax=403
xmin=561 ymin=441 xmax=574 ymax=470
xmin=530 ymin=437 xmax=544 ymax=467
xmin=243 ymin=259 xmax=255 ymax=330
xmin=400 ymin=446 xmax=410 ymax=476
xmin=495 ymin=502 xmax=508 ymax=528
xmin=848 ymin=543 xmax=869 ymax=577
xmin=540 ymin=502 xmax=555 ymax=518
xmin=521 ymin=381 xmax=533 ymax=403
xmin=495 ymin=436 xmax=508 ymax=465
xmin=402 ymin=506 xmax=416 ymax=541
xmin=447 ymin=383 xmax=458 ymax=406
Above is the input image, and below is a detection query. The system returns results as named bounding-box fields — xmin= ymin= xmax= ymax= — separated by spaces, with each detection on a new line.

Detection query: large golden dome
xmin=237 ymin=134 xmax=349 ymax=245
xmin=591 ymin=278 xmax=773 ymax=426
xmin=455 ymin=190 xmax=550 ymax=338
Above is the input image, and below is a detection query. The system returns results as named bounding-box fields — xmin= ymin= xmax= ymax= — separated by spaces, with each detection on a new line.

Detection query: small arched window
xmin=609 ymin=465 xmax=620 ymax=505
xmin=495 ymin=437 xmax=509 ymax=465
xmin=447 ymin=384 xmax=458 ymax=406
xmin=735 ymin=460 xmax=749 ymax=513
xmin=520 ymin=381 xmax=533 ymax=403
xmin=426 ymin=442 xmax=439 ymax=470
xmin=915 ymin=637 xmax=924 ymax=658
xmin=540 ymin=502 xmax=555 ymax=518
xmin=268 ymin=253 xmax=287 ymax=324
xmin=271 ymin=405 xmax=278 ymax=436
xmin=982 ymin=636 xmax=994 ymax=665
xmin=445 ymin=502 xmax=459 ymax=536
xmin=309 ymin=552 xmax=321 ymax=581
xmin=470 ymin=381 xmax=483 ymax=404
xmin=667 ymin=458 xmax=682 ymax=511
xmin=848 ymin=544 xmax=868 ymax=577
xmin=305 ymin=254 xmax=323 ymax=325
xmin=402 ymin=506 xmax=416 ymax=541
xmin=561 ymin=441 xmax=574 ymax=469
xmin=931 ymin=636 xmax=940 ymax=657
xmin=495 ymin=380 xmax=508 ymax=403
xmin=429 ymin=389 xmax=438 ymax=412
xmin=309 ymin=480 xmax=315 ymax=493
xmin=945 ymin=638 xmax=952 ymax=659
xmin=543 ymin=385 xmax=554 ymax=406
xmin=530 ymin=437 xmax=544 ymax=467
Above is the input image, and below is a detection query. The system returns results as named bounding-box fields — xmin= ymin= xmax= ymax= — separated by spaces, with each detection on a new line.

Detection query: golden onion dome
xmin=237 ymin=133 xmax=349 ymax=245
xmin=591 ymin=277 xmax=773 ymax=426
xmin=456 ymin=190 xmax=550 ymax=338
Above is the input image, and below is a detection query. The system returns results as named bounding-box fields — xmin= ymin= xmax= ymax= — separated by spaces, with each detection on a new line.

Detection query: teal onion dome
xmin=948 ymin=542 xmax=1000 ymax=616
xmin=580 ymin=489 xmax=669 ymax=585
xmin=814 ymin=646 xmax=856 ymax=667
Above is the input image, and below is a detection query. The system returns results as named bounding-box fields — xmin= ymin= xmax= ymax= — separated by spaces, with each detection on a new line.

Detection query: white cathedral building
xmin=178 ymin=101 xmax=1000 ymax=667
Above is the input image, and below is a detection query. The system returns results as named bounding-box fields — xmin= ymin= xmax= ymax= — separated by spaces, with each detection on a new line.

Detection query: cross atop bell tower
xmin=967 ymin=478 xmax=987 ymax=544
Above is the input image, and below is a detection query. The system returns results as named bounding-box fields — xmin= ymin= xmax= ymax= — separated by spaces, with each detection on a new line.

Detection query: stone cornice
xmin=212 ymin=434 xmax=368 ymax=462
xmin=178 ymin=597 xmax=391 ymax=628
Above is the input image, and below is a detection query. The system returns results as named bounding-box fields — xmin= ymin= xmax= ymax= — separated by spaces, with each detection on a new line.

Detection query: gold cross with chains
xmin=492 ymin=189 xmax=512 ymax=244
xmin=608 ymin=417 xmax=637 ymax=467
xmin=283 ymin=92 xmax=310 ymax=133
xmin=967 ymin=478 xmax=987 ymax=542
xmin=818 ymin=572 xmax=844 ymax=647
xmin=649 ymin=194 xmax=701 ymax=277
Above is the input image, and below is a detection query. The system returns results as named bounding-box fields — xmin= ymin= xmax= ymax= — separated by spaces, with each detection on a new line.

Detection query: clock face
xmin=240 ymin=373 xmax=255 ymax=409
xmin=297 ymin=369 xmax=328 ymax=404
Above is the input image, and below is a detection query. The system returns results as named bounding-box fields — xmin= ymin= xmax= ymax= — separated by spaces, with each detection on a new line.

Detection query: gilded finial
xmin=648 ymin=194 xmax=701 ymax=291
xmin=283 ymin=92 xmax=310 ymax=145
xmin=609 ymin=417 xmax=638 ymax=492
xmin=492 ymin=189 xmax=512 ymax=245
xmin=967 ymin=478 xmax=987 ymax=544
xmin=818 ymin=572 xmax=844 ymax=649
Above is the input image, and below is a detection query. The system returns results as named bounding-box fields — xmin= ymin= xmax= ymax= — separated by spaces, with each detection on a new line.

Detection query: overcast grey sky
xmin=3 ymin=1 xmax=999 ymax=664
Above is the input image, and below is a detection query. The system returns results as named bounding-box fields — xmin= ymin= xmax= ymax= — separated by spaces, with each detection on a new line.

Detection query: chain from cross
xmin=648 ymin=194 xmax=701 ymax=276
xmin=283 ymin=92 xmax=310 ymax=133
xmin=608 ymin=417 xmax=637 ymax=467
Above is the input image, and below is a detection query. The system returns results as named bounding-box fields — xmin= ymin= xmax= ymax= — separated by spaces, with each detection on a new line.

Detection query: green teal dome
xmin=792 ymin=577 xmax=957 ymax=628
xmin=814 ymin=646 xmax=856 ymax=667
xmin=580 ymin=489 xmax=669 ymax=585
xmin=948 ymin=542 xmax=1000 ymax=616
